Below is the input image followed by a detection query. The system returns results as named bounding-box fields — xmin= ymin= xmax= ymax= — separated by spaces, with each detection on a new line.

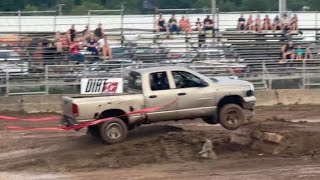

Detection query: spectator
xmin=98 ymin=37 xmax=112 ymax=60
xmin=67 ymin=24 xmax=76 ymax=43
xmin=195 ymin=18 xmax=202 ymax=31
xmin=54 ymin=31 xmax=65 ymax=52
xmin=185 ymin=18 xmax=192 ymax=33
xmin=168 ymin=14 xmax=179 ymax=34
xmin=69 ymin=38 xmax=85 ymax=63
xmin=247 ymin=15 xmax=255 ymax=31
xmin=255 ymin=15 xmax=263 ymax=32
xmin=305 ymin=45 xmax=314 ymax=60
xmin=32 ymin=41 xmax=44 ymax=66
xmin=94 ymin=23 xmax=104 ymax=39
xmin=280 ymin=41 xmax=295 ymax=63
xmin=82 ymin=25 xmax=91 ymax=43
xmin=295 ymin=45 xmax=304 ymax=61
xmin=263 ymin=15 xmax=272 ymax=30
xmin=237 ymin=14 xmax=246 ymax=31
xmin=86 ymin=35 xmax=98 ymax=56
xmin=291 ymin=14 xmax=298 ymax=31
xmin=179 ymin=16 xmax=187 ymax=32
xmin=273 ymin=15 xmax=281 ymax=32
xmin=203 ymin=15 xmax=214 ymax=31
xmin=156 ymin=13 xmax=167 ymax=32
xmin=281 ymin=13 xmax=291 ymax=32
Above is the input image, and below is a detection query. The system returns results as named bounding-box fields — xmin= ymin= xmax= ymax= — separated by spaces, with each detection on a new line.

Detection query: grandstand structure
xmin=0 ymin=9 xmax=320 ymax=96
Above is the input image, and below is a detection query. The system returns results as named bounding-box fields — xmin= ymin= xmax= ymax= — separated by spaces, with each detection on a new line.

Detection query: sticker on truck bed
xmin=81 ymin=78 xmax=123 ymax=94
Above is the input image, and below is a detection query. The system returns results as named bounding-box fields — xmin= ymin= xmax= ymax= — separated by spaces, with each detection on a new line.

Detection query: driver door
xmin=171 ymin=71 xmax=216 ymax=119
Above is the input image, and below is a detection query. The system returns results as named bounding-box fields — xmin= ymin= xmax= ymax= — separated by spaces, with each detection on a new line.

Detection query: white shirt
xmin=97 ymin=38 xmax=105 ymax=49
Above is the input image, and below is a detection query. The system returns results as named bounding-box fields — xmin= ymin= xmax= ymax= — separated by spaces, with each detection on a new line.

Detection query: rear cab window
xmin=127 ymin=71 xmax=142 ymax=93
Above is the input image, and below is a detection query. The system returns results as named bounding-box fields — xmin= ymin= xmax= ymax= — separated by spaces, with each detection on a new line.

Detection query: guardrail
xmin=0 ymin=59 xmax=319 ymax=96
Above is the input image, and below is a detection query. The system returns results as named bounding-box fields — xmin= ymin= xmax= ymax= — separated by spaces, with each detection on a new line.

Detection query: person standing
xmin=67 ymin=24 xmax=77 ymax=43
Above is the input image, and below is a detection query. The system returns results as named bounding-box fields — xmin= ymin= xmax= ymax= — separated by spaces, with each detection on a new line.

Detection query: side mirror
xmin=200 ymin=80 xmax=209 ymax=87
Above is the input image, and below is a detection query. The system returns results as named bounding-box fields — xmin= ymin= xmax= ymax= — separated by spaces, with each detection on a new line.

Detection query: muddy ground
xmin=1 ymin=105 xmax=320 ymax=180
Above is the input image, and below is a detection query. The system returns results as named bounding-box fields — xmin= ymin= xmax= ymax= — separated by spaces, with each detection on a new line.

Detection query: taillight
xmin=72 ymin=104 xmax=79 ymax=117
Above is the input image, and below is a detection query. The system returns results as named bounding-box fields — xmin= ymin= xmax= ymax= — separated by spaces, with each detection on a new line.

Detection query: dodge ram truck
xmin=61 ymin=66 xmax=255 ymax=144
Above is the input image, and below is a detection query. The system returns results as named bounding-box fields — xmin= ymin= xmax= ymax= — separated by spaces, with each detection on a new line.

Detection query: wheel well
xmin=217 ymin=95 xmax=244 ymax=112
xmin=99 ymin=109 xmax=129 ymax=127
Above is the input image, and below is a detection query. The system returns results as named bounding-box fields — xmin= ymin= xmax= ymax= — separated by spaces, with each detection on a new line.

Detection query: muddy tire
xmin=219 ymin=104 xmax=245 ymax=130
xmin=87 ymin=125 xmax=101 ymax=138
xmin=99 ymin=118 xmax=128 ymax=144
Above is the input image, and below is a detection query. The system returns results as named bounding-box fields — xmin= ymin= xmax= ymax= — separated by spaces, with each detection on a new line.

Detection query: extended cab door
xmin=169 ymin=70 xmax=217 ymax=119
xmin=143 ymin=71 xmax=179 ymax=122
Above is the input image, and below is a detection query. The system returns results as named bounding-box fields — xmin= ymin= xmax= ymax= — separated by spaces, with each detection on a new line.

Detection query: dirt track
xmin=1 ymin=105 xmax=320 ymax=180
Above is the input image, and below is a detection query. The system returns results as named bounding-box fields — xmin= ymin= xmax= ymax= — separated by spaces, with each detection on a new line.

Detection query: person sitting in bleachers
xmin=272 ymin=15 xmax=281 ymax=32
xmin=263 ymin=15 xmax=272 ymax=31
xmin=255 ymin=15 xmax=263 ymax=32
xmin=291 ymin=14 xmax=299 ymax=31
xmin=86 ymin=35 xmax=98 ymax=56
xmin=203 ymin=15 xmax=214 ymax=32
xmin=185 ymin=18 xmax=192 ymax=33
xmin=156 ymin=13 xmax=168 ymax=33
xmin=295 ymin=45 xmax=304 ymax=61
xmin=168 ymin=14 xmax=179 ymax=34
xmin=281 ymin=13 xmax=291 ymax=32
xmin=246 ymin=15 xmax=255 ymax=31
xmin=237 ymin=14 xmax=246 ymax=31
xmin=179 ymin=16 xmax=187 ymax=32
xmin=280 ymin=41 xmax=295 ymax=63
xmin=54 ymin=31 xmax=68 ymax=53
xmin=195 ymin=18 xmax=202 ymax=31
xmin=98 ymin=37 xmax=112 ymax=60
xmin=70 ymin=38 xmax=85 ymax=63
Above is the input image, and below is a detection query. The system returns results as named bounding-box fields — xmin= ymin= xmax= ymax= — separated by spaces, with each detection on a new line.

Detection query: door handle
xmin=149 ymin=95 xmax=157 ymax=98
xmin=178 ymin=93 xmax=187 ymax=96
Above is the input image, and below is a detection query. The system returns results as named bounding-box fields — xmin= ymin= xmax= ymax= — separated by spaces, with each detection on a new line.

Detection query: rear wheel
xmin=219 ymin=104 xmax=245 ymax=130
xmin=99 ymin=118 xmax=128 ymax=144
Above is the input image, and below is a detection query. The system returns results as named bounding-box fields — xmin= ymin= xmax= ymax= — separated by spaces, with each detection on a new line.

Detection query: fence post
xmin=316 ymin=12 xmax=319 ymax=41
xmin=5 ymin=71 xmax=9 ymax=96
xmin=18 ymin=10 xmax=21 ymax=33
xmin=45 ymin=65 xmax=49 ymax=95
xmin=53 ymin=11 xmax=57 ymax=32
xmin=302 ymin=59 xmax=306 ymax=89
xmin=87 ymin=10 xmax=91 ymax=27
xmin=121 ymin=4 xmax=125 ymax=47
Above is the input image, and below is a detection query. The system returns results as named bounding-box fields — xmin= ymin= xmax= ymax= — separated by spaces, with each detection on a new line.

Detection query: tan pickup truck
xmin=61 ymin=67 xmax=255 ymax=144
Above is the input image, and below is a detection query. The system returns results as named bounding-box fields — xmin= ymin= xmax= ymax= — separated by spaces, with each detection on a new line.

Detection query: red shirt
xmin=70 ymin=42 xmax=80 ymax=54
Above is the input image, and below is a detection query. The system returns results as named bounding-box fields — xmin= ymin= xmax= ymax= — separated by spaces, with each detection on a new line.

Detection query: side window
xmin=128 ymin=71 xmax=142 ymax=92
xmin=149 ymin=72 xmax=170 ymax=91
xmin=173 ymin=71 xmax=204 ymax=89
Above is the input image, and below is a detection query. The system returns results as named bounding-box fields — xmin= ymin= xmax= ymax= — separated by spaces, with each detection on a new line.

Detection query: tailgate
xmin=62 ymin=96 xmax=74 ymax=117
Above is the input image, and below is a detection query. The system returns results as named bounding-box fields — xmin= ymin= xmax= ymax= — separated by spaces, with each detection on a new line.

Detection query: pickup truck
xmin=61 ymin=66 xmax=255 ymax=144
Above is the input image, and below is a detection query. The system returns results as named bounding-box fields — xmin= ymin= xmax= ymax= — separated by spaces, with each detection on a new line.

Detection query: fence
xmin=0 ymin=9 xmax=320 ymax=33
xmin=0 ymin=59 xmax=319 ymax=96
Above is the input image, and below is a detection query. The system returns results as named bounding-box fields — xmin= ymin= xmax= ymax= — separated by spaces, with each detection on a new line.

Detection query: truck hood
xmin=210 ymin=77 xmax=254 ymax=90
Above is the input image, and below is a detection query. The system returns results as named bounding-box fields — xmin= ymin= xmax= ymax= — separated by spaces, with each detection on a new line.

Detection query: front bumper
xmin=243 ymin=96 xmax=256 ymax=111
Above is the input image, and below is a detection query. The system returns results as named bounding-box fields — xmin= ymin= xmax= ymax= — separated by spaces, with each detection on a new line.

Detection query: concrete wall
xmin=0 ymin=89 xmax=319 ymax=113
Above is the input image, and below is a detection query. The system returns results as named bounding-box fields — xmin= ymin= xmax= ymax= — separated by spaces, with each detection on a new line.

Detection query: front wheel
xmin=99 ymin=118 xmax=128 ymax=144
xmin=219 ymin=104 xmax=245 ymax=130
